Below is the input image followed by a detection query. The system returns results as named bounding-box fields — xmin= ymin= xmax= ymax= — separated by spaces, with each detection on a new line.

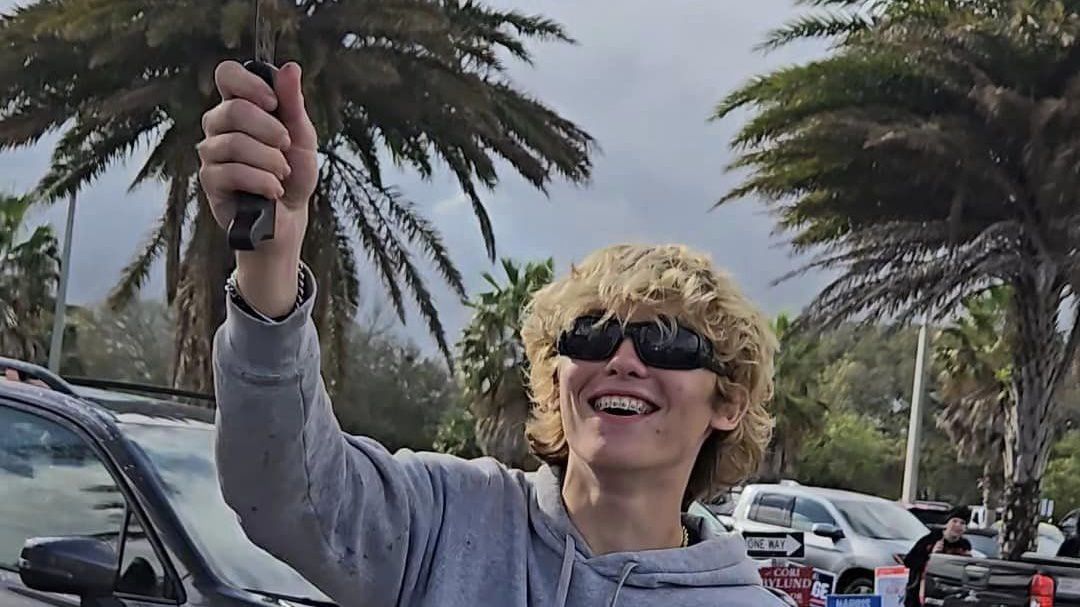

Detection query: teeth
xmin=592 ymin=396 xmax=653 ymax=415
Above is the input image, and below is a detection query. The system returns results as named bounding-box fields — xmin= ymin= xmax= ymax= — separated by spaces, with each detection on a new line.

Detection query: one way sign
xmin=743 ymin=531 xmax=805 ymax=558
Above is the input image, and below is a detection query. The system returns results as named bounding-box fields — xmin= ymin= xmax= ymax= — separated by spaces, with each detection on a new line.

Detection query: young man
xmin=903 ymin=506 xmax=972 ymax=606
xmin=200 ymin=60 xmax=788 ymax=606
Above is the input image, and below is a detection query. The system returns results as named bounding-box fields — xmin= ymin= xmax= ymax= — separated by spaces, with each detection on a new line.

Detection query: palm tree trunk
xmin=1000 ymin=272 xmax=1066 ymax=558
xmin=172 ymin=194 xmax=232 ymax=395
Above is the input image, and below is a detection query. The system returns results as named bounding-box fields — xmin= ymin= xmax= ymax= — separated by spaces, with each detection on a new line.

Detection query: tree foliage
xmin=334 ymin=321 xmax=461 ymax=453
xmin=933 ymin=286 xmax=1011 ymax=511
xmin=1043 ymin=430 xmax=1080 ymax=517
xmin=0 ymin=0 xmax=593 ymax=391
xmin=794 ymin=409 xmax=905 ymax=499
xmin=456 ymin=257 xmax=553 ymax=469
xmin=70 ymin=300 xmax=175 ymax=385
xmin=763 ymin=313 xmax=828 ymax=479
xmin=0 ymin=193 xmax=58 ymax=363
xmin=717 ymin=0 xmax=1080 ymax=556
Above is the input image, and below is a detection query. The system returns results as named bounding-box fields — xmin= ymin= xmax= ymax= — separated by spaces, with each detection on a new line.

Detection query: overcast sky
xmin=2 ymin=0 xmax=832 ymax=354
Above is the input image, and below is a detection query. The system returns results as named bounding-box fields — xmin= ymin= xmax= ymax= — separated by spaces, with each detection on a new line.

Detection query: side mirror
xmin=19 ymin=537 xmax=118 ymax=597
xmin=812 ymin=523 xmax=845 ymax=541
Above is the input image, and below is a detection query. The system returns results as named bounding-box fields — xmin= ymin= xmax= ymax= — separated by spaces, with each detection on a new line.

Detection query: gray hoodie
xmin=212 ymin=275 xmax=788 ymax=607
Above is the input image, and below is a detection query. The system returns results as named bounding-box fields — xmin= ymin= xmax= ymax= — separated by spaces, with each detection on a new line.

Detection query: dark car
xmin=0 ymin=358 xmax=334 ymax=607
xmin=923 ymin=552 xmax=1080 ymax=606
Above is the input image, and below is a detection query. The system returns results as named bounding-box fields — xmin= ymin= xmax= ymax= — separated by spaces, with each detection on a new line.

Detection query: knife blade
xmin=228 ymin=0 xmax=279 ymax=251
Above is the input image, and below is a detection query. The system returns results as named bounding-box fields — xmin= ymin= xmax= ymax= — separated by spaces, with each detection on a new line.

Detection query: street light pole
xmin=902 ymin=315 xmax=932 ymax=503
xmin=47 ymin=193 xmax=77 ymax=372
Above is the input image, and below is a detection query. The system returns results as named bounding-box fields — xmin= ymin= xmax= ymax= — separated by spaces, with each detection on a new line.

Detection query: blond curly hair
xmin=520 ymin=243 xmax=777 ymax=503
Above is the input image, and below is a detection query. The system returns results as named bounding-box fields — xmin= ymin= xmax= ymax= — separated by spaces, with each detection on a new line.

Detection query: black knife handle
xmin=227 ymin=60 xmax=279 ymax=251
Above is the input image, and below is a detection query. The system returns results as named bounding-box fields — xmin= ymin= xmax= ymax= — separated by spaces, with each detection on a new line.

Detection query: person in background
xmin=904 ymin=506 xmax=972 ymax=606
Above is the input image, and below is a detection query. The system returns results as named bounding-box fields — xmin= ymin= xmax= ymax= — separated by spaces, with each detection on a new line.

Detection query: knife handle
xmin=227 ymin=60 xmax=278 ymax=251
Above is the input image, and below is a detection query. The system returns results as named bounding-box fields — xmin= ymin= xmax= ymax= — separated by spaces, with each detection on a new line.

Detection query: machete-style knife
xmin=228 ymin=0 xmax=279 ymax=251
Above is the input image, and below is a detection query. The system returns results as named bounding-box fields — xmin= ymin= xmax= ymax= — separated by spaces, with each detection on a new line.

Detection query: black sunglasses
xmin=556 ymin=315 xmax=727 ymax=375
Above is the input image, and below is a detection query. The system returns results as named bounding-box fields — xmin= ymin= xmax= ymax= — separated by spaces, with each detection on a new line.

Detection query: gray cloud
xmin=8 ymin=1 xmax=833 ymax=354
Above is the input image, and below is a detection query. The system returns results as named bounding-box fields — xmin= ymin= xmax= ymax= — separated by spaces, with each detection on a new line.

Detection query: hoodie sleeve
xmin=212 ymin=269 xmax=462 ymax=606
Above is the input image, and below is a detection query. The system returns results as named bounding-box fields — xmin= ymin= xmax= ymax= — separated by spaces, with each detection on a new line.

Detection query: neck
xmin=561 ymin=456 xmax=688 ymax=555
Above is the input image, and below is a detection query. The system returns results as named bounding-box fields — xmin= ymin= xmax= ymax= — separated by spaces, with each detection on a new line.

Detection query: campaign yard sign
xmin=826 ymin=596 xmax=883 ymax=607
xmin=874 ymin=566 xmax=909 ymax=607
xmin=810 ymin=569 xmax=837 ymax=607
xmin=760 ymin=564 xmax=815 ymax=606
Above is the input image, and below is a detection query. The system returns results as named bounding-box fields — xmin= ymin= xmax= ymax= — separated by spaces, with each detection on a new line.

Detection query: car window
xmin=0 ymin=405 xmax=173 ymax=600
xmin=117 ymin=509 xmax=174 ymax=600
xmin=792 ymin=497 xmax=836 ymax=531
xmin=750 ymin=492 xmax=794 ymax=527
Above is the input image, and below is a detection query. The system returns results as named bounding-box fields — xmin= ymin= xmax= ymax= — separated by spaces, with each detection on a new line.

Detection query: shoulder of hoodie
xmin=387 ymin=447 xmax=532 ymax=499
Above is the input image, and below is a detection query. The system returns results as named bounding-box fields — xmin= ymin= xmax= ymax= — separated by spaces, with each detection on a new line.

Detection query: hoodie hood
xmin=527 ymin=464 xmax=763 ymax=595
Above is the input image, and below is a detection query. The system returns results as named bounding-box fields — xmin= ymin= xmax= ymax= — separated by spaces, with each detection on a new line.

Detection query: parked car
xmin=923 ymin=551 xmax=1080 ymax=605
xmin=0 ymin=357 xmax=335 ymax=607
xmin=1061 ymin=509 xmax=1080 ymax=539
xmin=962 ymin=526 xmax=1001 ymax=559
xmin=725 ymin=482 xmax=929 ymax=595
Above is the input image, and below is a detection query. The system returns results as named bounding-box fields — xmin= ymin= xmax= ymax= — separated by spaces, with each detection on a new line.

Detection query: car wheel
xmin=842 ymin=576 xmax=875 ymax=595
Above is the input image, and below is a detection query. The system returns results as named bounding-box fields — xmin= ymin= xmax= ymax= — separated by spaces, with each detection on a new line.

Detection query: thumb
xmin=275 ymin=62 xmax=317 ymax=150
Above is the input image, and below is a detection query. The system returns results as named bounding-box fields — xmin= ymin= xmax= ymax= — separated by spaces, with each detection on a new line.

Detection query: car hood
xmin=858 ymin=536 xmax=918 ymax=560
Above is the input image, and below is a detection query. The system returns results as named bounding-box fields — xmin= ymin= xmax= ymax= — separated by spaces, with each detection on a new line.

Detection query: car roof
xmin=0 ymin=379 xmax=214 ymax=436
xmin=745 ymin=482 xmax=891 ymax=503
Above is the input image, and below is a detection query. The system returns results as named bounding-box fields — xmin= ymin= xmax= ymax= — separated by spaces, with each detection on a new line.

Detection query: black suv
xmin=0 ymin=357 xmax=334 ymax=607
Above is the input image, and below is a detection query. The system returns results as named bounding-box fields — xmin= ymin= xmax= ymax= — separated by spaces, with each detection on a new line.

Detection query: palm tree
xmin=715 ymin=0 xmax=1080 ymax=557
xmin=0 ymin=194 xmax=59 ymax=363
xmin=761 ymin=313 xmax=828 ymax=480
xmin=933 ymin=285 xmax=1011 ymax=523
xmin=0 ymin=0 xmax=593 ymax=392
xmin=456 ymin=257 xmax=552 ymax=469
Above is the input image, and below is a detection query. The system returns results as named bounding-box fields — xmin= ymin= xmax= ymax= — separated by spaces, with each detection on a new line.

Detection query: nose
xmin=604 ymin=338 xmax=648 ymax=377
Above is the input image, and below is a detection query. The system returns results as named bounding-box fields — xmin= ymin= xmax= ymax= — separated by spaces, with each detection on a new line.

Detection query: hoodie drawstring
xmin=554 ymin=535 xmax=639 ymax=607
xmin=608 ymin=561 xmax=638 ymax=607
xmin=554 ymin=535 xmax=575 ymax=607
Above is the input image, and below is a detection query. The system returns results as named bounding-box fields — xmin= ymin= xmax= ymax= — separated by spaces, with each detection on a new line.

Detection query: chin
xmin=570 ymin=436 xmax=662 ymax=472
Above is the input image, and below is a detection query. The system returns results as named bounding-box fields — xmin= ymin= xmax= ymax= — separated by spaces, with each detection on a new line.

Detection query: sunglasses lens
xmin=635 ymin=323 xmax=705 ymax=369
xmin=559 ymin=317 xmax=620 ymax=360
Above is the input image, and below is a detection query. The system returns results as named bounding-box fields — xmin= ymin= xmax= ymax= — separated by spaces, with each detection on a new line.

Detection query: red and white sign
xmin=761 ymin=564 xmax=815 ymax=606
xmin=874 ymin=565 xmax=909 ymax=607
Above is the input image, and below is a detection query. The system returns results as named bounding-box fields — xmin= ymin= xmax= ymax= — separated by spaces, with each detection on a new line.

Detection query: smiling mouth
xmin=589 ymin=395 xmax=659 ymax=417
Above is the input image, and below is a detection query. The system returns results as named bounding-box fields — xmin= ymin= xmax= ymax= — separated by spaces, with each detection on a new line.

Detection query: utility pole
xmin=901 ymin=317 xmax=932 ymax=503
xmin=47 ymin=193 xmax=77 ymax=372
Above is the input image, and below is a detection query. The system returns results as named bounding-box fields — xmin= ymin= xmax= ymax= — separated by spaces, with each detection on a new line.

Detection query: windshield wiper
xmin=244 ymin=589 xmax=337 ymax=607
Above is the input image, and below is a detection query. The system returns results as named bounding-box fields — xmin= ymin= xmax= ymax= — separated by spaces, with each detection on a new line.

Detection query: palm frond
xmin=758 ymin=11 xmax=874 ymax=51
xmin=107 ymin=213 xmax=169 ymax=311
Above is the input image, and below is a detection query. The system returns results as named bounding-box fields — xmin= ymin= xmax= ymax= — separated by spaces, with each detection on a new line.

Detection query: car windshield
xmin=834 ymin=499 xmax=928 ymax=541
xmin=119 ymin=419 xmax=333 ymax=604
xmin=965 ymin=533 xmax=1000 ymax=558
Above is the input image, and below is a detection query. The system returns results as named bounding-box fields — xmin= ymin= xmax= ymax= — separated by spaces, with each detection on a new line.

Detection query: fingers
xmin=199 ymin=163 xmax=285 ymax=202
xmin=274 ymin=62 xmax=318 ymax=151
xmin=202 ymin=98 xmax=291 ymax=150
xmin=0 ymin=368 xmax=48 ymax=389
xmin=215 ymin=60 xmax=278 ymax=112
xmin=197 ymin=132 xmax=292 ymax=181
